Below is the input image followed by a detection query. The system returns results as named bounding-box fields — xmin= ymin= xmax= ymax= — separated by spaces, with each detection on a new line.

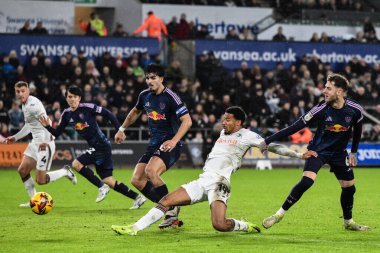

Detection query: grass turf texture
xmin=0 ymin=168 xmax=379 ymax=253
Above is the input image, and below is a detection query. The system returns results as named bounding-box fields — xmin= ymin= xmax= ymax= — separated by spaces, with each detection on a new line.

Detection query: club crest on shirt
xmin=145 ymin=101 xmax=150 ymax=107
xmin=79 ymin=113 xmax=84 ymax=120
xmin=159 ymin=102 xmax=166 ymax=110
xmin=345 ymin=116 xmax=352 ymax=123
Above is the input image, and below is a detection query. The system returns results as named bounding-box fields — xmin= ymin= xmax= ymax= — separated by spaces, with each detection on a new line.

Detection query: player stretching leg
xmin=39 ymin=85 xmax=145 ymax=208
xmin=115 ymin=64 xmax=192 ymax=227
xmin=4 ymin=81 xmax=76 ymax=207
xmin=260 ymin=74 xmax=369 ymax=231
xmin=111 ymin=106 xmax=317 ymax=235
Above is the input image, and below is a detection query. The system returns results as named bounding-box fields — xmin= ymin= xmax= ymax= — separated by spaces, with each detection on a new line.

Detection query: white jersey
xmin=204 ymin=128 xmax=263 ymax=180
xmin=14 ymin=96 xmax=53 ymax=143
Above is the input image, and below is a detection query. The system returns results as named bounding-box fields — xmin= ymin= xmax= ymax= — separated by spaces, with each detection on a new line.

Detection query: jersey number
xmin=86 ymin=148 xmax=96 ymax=155
xmin=41 ymin=156 xmax=47 ymax=163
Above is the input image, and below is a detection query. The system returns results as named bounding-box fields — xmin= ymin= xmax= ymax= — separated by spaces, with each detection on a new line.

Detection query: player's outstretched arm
xmin=115 ymin=107 xmax=141 ymax=144
xmin=6 ymin=124 xmax=31 ymax=144
xmin=268 ymin=143 xmax=317 ymax=160
xmin=39 ymin=115 xmax=66 ymax=137
xmin=161 ymin=113 xmax=192 ymax=152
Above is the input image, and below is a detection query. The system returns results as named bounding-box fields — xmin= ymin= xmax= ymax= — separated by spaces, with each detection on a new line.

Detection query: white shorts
xmin=24 ymin=141 xmax=55 ymax=171
xmin=182 ymin=173 xmax=231 ymax=205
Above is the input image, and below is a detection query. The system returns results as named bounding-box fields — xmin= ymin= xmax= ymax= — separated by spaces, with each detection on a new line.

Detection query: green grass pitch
xmin=0 ymin=168 xmax=379 ymax=253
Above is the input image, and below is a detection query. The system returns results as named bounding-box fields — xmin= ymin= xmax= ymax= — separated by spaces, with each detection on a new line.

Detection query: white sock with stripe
xmin=47 ymin=169 xmax=68 ymax=182
xmin=23 ymin=176 xmax=36 ymax=197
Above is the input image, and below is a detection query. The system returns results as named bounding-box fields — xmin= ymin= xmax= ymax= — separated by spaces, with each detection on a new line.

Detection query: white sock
xmin=231 ymin=218 xmax=248 ymax=232
xmin=23 ymin=177 xmax=36 ymax=197
xmin=276 ymin=207 xmax=286 ymax=217
xmin=344 ymin=218 xmax=353 ymax=224
xmin=133 ymin=207 xmax=166 ymax=231
xmin=47 ymin=169 xmax=68 ymax=182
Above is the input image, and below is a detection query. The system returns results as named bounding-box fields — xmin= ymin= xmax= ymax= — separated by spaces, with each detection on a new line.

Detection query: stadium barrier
xmin=1 ymin=142 xmax=379 ymax=168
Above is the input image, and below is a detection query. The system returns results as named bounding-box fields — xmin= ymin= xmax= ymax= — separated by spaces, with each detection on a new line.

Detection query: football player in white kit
xmin=111 ymin=106 xmax=317 ymax=236
xmin=4 ymin=81 xmax=77 ymax=207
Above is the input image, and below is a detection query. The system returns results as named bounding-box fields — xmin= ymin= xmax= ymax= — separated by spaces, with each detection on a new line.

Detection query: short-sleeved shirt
xmin=136 ymin=87 xmax=189 ymax=147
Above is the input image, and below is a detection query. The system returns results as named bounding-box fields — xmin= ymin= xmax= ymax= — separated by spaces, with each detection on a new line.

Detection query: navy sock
xmin=79 ymin=166 xmax=103 ymax=188
xmin=282 ymin=176 xmax=314 ymax=210
xmin=141 ymin=181 xmax=161 ymax=203
xmin=114 ymin=181 xmax=138 ymax=200
xmin=341 ymin=185 xmax=355 ymax=220
xmin=155 ymin=184 xmax=169 ymax=202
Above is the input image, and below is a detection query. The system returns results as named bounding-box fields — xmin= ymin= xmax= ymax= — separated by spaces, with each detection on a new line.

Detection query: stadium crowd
xmin=0 ymin=48 xmax=379 ymax=145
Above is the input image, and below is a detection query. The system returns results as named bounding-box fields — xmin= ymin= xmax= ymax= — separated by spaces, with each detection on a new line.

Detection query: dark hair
xmin=145 ymin=63 xmax=165 ymax=77
xmin=14 ymin=81 xmax=29 ymax=88
xmin=148 ymin=11 xmax=154 ymax=15
xmin=327 ymin=73 xmax=349 ymax=91
xmin=225 ymin=106 xmax=246 ymax=123
xmin=65 ymin=85 xmax=83 ymax=97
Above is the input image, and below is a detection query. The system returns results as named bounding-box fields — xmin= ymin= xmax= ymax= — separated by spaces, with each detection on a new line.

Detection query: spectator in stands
xmin=19 ymin=20 xmax=32 ymax=34
xmin=196 ymin=24 xmax=212 ymax=39
xmin=133 ymin=11 xmax=168 ymax=41
xmin=319 ymin=32 xmax=332 ymax=42
xmin=25 ymin=57 xmax=44 ymax=82
xmin=112 ymin=23 xmax=128 ymax=37
xmin=32 ymin=21 xmax=48 ymax=35
xmin=8 ymin=50 xmax=20 ymax=69
xmin=226 ymin=28 xmax=240 ymax=40
xmin=291 ymin=127 xmax=313 ymax=144
xmin=80 ymin=12 xmax=107 ymax=36
xmin=310 ymin=32 xmax=319 ymax=42
xmin=272 ymin=26 xmax=287 ymax=41
xmin=174 ymin=13 xmax=190 ymax=40
xmin=336 ymin=0 xmax=351 ymax=10
xmin=0 ymin=100 xmax=9 ymax=126
xmin=239 ymin=28 xmax=255 ymax=40
xmin=166 ymin=16 xmax=178 ymax=39
xmin=8 ymin=101 xmax=24 ymax=133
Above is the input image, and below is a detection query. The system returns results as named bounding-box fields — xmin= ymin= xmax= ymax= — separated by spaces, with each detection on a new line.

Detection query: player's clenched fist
xmin=115 ymin=130 xmax=126 ymax=144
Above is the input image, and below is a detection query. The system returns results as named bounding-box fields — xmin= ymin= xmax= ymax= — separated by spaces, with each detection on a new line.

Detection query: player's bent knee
xmin=131 ymin=175 xmax=144 ymax=188
xmin=35 ymin=177 xmax=47 ymax=185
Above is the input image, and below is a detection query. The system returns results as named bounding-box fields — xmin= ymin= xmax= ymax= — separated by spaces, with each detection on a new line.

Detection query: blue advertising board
xmin=196 ymin=40 xmax=380 ymax=70
xmin=0 ymin=34 xmax=160 ymax=64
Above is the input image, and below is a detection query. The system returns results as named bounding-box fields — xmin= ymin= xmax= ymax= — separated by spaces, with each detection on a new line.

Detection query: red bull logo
xmin=74 ymin=122 xmax=89 ymax=131
xmin=147 ymin=111 xmax=166 ymax=121
xmin=325 ymin=124 xmax=349 ymax=132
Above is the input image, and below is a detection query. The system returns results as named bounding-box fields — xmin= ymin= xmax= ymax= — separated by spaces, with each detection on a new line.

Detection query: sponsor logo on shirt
xmin=325 ymin=124 xmax=349 ymax=132
xmin=74 ymin=122 xmax=89 ymax=131
xmin=147 ymin=111 xmax=166 ymax=121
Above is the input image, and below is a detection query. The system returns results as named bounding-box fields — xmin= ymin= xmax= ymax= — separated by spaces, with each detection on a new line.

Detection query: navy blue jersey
xmin=46 ymin=103 xmax=120 ymax=149
xmin=266 ymin=99 xmax=363 ymax=154
xmin=136 ymin=87 xmax=189 ymax=146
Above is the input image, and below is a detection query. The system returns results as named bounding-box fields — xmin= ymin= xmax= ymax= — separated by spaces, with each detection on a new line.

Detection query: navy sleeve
xmin=45 ymin=112 xmax=68 ymax=137
xmin=135 ymin=90 xmax=146 ymax=111
xmin=265 ymin=119 xmax=306 ymax=145
xmin=351 ymin=120 xmax=362 ymax=153
xmin=98 ymin=107 xmax=121 ymax=130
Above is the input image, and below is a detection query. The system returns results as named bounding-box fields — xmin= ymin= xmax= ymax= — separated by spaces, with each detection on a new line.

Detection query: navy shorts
xmin=77 ymin=146 xmax=113 ymax=179
xmin=138 ymin=143 xmax=182 ymax=169
xmin=303 ymin=151 xmax=354 ymax=181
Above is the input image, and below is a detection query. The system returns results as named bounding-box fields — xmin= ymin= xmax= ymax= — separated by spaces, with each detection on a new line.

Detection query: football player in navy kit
xmin=114 ymin=64 xmax=192 ymax=228
xmin=259 ymin=73 xmax=369 ymax=231
xmin=39 ymin=85 xmax=146 ymax=208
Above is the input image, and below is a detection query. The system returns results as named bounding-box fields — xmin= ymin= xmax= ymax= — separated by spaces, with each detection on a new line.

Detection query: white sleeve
xmin=33 ymin=100 xmax=47 ymax=118
xmin=246 ymin=131 xmax=265 ymax=147
xmin=13 ymin=124 xmax=31 ymax=141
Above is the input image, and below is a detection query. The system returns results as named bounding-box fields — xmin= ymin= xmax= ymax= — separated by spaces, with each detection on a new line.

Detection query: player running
xmin=111 ymin=106 xmax=317 ymax=236
xmin=114 ymin=64 xmax=192 ymax=228
xmin=259 ymin=73 xmax=370 ymax=231
xmin=4 ymin=81 xmax=77 ymax=207
xmin=39 ymin=85 xmax=145 ymax=208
